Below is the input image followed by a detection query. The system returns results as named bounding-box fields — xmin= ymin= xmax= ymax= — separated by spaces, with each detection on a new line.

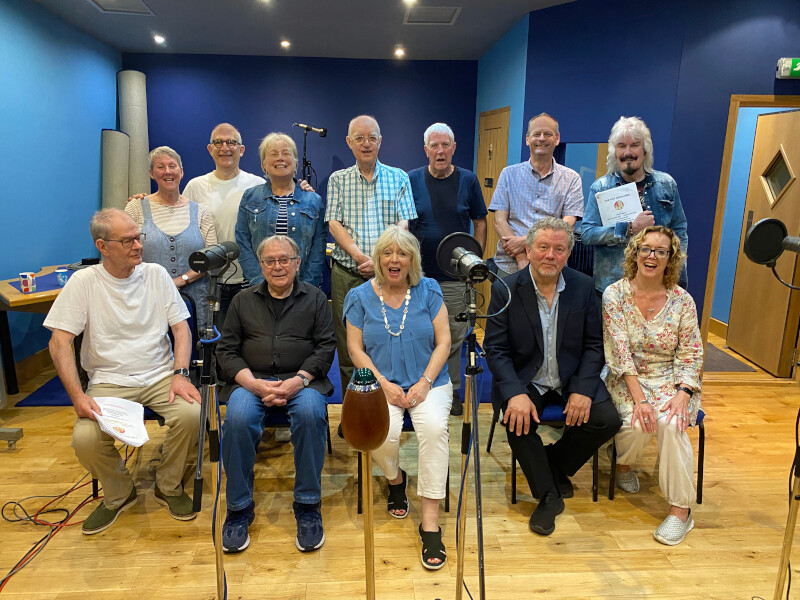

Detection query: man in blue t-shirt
xmin=409 ymin=122 xmax=487 ymax=416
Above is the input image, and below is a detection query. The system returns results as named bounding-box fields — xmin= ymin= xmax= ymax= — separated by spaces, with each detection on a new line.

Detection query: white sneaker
xmin=616 ymin=470 xmax=640 ymax=494
xmin=654 ymin=510 xmax=694 ymax=546
xmin=275 ymin=428 xmax=291 ymax=443
xmin=607 ymin=445 xmax=639 ymax=493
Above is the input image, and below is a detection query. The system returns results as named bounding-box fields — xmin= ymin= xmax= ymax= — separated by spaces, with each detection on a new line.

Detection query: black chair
xmin=487 ymin=403 xmax=600 ymax=503
xmin=608 ymin=409 xmax=705 ymax=503
xmin=356 ymin=410 xmax=450 ymax=514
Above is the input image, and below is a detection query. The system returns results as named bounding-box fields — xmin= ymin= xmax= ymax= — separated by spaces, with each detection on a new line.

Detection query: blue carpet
xmin=18 ymin=341 xmax=494 ymax=407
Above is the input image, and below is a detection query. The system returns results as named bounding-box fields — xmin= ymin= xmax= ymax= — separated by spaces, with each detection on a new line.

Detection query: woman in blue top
xmin=343 ymin=225 xmax=452 ymax=570
xmin=235 ymin=133 xmax=326 ymax=287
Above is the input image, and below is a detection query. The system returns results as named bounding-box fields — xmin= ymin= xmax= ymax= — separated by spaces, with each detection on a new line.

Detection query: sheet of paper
xmin=91 ymin=396 xmax=150 ymax=447
xmin=594 ymin=182 xmax=643 ymax=227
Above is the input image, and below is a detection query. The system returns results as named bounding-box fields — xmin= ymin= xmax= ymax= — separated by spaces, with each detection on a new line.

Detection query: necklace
xmin=378 ymin=284 xmax=410 ymax=337
xmin=631 ymin=282 xmax=664 ymax=318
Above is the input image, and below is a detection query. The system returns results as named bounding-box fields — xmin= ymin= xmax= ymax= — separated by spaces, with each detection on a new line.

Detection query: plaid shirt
xmin=325 ymin=161 xmax=417 ymax=270
xmin=488 ymin=158 xmax=583 ymax=272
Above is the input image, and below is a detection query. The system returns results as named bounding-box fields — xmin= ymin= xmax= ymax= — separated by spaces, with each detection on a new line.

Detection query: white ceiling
xmin=33 ymin=0 xmax=573 ymax=60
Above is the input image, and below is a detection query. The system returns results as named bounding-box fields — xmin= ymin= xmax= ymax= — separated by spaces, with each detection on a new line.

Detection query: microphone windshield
xmin=744 ymin=218 xmax=788 ymax=265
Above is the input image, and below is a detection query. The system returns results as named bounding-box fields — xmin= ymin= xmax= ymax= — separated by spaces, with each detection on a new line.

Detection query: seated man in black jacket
xmin=484 ymin=217 xmax=620 ymax=536
xmin=217 ymin=235 xmax=336 ymax=554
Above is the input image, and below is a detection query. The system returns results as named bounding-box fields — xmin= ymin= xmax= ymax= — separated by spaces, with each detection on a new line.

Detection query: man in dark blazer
xmin=484 ymin=217 xmax=620 ymax=535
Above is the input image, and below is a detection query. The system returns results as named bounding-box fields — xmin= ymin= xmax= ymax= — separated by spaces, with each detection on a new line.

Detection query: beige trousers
xmin=73 ymin=375 xmax=201 ymax=508
xmin=615 ymin=413 xmax=695 ymax=508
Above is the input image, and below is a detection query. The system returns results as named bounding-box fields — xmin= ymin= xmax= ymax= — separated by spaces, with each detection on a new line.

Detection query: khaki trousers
xmin=73 ymin=375 xmax=201 ymax=508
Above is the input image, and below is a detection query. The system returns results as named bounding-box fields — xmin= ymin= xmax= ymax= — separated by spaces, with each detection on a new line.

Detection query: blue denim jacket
xmin=235 ymin=180 xmax=327 ymax=287
xmin=581 ymin=170 xmax=688 ymax=292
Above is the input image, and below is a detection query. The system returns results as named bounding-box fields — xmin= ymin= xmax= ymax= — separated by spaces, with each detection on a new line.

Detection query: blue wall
xmin=474 ymin=17 xmax=529 ymax=167
xmin=121 ymin=53 xmax=478 ymax=201
xmin=711 ymin=107 xmax=788 ymax=324
xmin=0 ymin=0 xmax=120 ymax=360
xmin=523 ymin=0 xmax=800 ymax=313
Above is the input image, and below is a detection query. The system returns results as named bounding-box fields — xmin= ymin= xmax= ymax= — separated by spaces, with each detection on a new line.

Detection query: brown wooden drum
xmin=341 ymin=368 xmax=390 ymax=452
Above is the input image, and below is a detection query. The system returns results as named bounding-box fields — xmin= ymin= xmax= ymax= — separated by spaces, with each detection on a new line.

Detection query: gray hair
xmin=526 ymin=217 xmax=575 ymax=252
xmin=258 ymin=132 xmax=298 ymax=176
xmin=210 ymin=123 xmax=242 ymax=144
xmin=348 ymin=115 xmax=381 ymax=137
xmin=372 ymin=225 xmax=423 ymax=287
xmin=149 ymin=146 xmax=183 ymax=171
xmin=606 ymin=116 xmax=654 ymax=175
xmin=90 ymin=208 xmax=131 ymax=242
xmin=527 ymin=112 xmax=560 ymax=136
xmin=257 ymin=235 xmax=300 ymax=260
xmin=423 ymin=122 xmax=455 ymax=146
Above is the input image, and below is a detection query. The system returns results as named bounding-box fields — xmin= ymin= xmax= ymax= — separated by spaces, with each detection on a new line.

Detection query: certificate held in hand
xmin=595 ymin=182 xmax=643 ymax=227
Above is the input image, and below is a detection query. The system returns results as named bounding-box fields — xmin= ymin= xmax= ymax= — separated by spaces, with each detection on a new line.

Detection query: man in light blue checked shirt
xmin=489 ymin=113 xmax=583 ymax=277
xmin=325 ymin=115 xmax=417 ymax=391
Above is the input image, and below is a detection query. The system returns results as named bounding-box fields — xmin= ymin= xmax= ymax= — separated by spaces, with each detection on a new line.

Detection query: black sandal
xmin=419 ymin=524 xmax=447 ymax=570
xmin=387 ymin=469 xmax=408 ymax=519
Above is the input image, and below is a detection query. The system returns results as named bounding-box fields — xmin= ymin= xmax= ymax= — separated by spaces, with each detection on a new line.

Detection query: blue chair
xmin=607 ymin=409 xmax=705 ymax=503
xmin=356 ymin=410 xmax=450 ymax=514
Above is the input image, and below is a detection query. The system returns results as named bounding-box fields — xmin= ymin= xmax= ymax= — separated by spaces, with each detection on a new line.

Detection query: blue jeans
xmin=222 ymin=386 xmax=328 ymax=510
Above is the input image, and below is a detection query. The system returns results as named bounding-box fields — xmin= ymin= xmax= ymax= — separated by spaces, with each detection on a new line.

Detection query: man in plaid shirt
xmin=489 ymin=113 xmax=583 ymax=277
xmin=325 ymin=115 xmax=417 ymax=391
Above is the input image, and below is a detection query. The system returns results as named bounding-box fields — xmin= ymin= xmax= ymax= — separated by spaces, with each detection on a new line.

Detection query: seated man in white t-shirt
xmin=44 ymin=209 xmax=202 ymax=535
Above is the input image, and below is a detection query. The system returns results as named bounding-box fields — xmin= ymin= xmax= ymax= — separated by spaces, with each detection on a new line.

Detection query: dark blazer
xmin=483 ymin=265 xmax=610 ymax=411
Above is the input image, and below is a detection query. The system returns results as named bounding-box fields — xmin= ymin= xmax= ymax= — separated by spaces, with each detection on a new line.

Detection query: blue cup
xmin=55 ymin=268 xmax=68 ymax=287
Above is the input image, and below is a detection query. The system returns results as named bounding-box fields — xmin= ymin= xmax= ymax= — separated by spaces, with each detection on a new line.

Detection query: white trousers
xmin=371 ymin=382 xmax=452 ymax=499
xmin=615 ymin=413 xmax=696 ymax=508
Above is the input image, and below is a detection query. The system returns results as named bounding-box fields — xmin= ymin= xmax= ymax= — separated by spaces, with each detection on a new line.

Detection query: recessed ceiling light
xmin=153 ymin=34 xmax=165 ymax=45
xmin=394 ymin=45 xmax=406 ymax=58
xmin=403 ymin=0 xmax=417 ymax=4
xmin=280 ymin=40 xmax=291 ymax=49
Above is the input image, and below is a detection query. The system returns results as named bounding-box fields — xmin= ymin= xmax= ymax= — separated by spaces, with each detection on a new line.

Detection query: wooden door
xmin=475 ymin=107 xmax=510 ymax=306
xmin=727 ymin=110 xmax=800 ymax=377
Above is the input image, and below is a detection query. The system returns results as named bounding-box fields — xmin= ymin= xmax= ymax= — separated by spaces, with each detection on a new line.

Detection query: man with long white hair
xmin=581 ymin=116 xmax=688 ymax=294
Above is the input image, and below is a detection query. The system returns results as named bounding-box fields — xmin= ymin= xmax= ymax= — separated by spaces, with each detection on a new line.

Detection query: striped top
xmin=125 ymin=197 xmax=217 ymax=245
xmin=274 ymin=192 xmax=294 ymax=236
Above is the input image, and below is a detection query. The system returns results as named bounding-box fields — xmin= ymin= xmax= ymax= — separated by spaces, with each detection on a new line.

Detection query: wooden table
xmin=0 ymin=265 xmax=64 ymax=397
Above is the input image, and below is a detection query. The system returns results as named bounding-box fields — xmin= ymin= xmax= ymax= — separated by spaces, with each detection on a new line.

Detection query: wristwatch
xmin=174 ymin=368 xmax=190 ymax=378
xmin=297 ymin=373 xmax=310 ymax=387
xmin=676 ymin=385 xmax=694 ymax=397
xmin=422 ymin=374 xmax=433 ymax=388
xmin=181 ymin=274 xmax=190 ymax=284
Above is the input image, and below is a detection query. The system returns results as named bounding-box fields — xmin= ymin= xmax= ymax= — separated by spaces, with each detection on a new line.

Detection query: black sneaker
xmin=529 ymin=489 xmax=565 ymax=536
xmin=293 ymin=501 xmax=325 ymax=552
xmin=450 ymin=390 xmax=463 ymax=416
xmin=222 ymin=501 xmax=256 ymax=553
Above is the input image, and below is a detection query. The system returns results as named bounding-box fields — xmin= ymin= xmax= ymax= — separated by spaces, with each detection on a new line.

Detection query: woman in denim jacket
xmin=236 ymin=133 xmax=327 ymax=287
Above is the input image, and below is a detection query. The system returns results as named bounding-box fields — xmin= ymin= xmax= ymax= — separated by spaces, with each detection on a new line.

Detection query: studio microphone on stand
xmin=293 ymin=123 xmax=327 ymax=137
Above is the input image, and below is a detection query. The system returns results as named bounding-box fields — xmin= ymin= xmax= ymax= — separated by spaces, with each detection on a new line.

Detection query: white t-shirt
xmin=183 ymin=170 xmax=265 ymax=284
xmin=43 ymin=263 xmax=189 ymax=388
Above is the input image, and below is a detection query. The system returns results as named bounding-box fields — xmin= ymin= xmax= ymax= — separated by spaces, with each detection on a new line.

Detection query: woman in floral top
xmin=602 ymin=226 xmax=702 ymax=546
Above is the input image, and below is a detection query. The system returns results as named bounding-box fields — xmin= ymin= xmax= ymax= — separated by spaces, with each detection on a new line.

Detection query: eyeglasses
xmin=104 ymin=233 xmax=146 ymax=249
xmin=637 ymin=246 xmax=670 ymax=259
xmin=260 ymin=256 xmax=299 ymax=268
xmin=349 ymin=134 xmax=380 ymax=145
xmin=211 ymin=139 xmax=240 ymax=148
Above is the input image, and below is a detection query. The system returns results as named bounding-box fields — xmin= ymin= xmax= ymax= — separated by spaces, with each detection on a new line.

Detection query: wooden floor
xmin=2 ymin=349 xmax=800 ymax=599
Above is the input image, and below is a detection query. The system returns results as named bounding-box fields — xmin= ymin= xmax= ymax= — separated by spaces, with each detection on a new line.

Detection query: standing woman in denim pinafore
xmin=125 ymin=146 xmax=218 ymax=333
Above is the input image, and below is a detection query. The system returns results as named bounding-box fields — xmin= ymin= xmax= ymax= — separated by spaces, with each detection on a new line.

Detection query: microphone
xmin=451 ymin=247 xmax=490 ymax=283
xmin=293 ymin=123 xmax=327 ymax=137
xmin=189 ymin=241 xmax=240 ymax=273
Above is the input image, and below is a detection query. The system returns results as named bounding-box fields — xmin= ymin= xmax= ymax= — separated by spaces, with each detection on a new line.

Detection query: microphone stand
xmin=301 ymin=128 xmax=312 ymax=184
xmin=192 ymin=268 xmax=226 ymax=599
xmin=455 ymin=283 xmax=486 ymax=600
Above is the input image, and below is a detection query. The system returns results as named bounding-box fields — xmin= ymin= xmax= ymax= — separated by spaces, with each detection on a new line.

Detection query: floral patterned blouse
xmin=602 ymin=279 xmax=703 ymax=426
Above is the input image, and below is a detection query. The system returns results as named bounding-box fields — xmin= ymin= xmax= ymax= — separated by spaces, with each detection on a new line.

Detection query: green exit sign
xmin=776 ymin=58 xmax=800 ymax=79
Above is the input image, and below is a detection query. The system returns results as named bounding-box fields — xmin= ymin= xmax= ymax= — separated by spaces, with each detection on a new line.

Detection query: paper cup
xmin=55 ymin=268 xmax=69 ymax=287
xmin=19 ymin=272 xmax=36 ymax=293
